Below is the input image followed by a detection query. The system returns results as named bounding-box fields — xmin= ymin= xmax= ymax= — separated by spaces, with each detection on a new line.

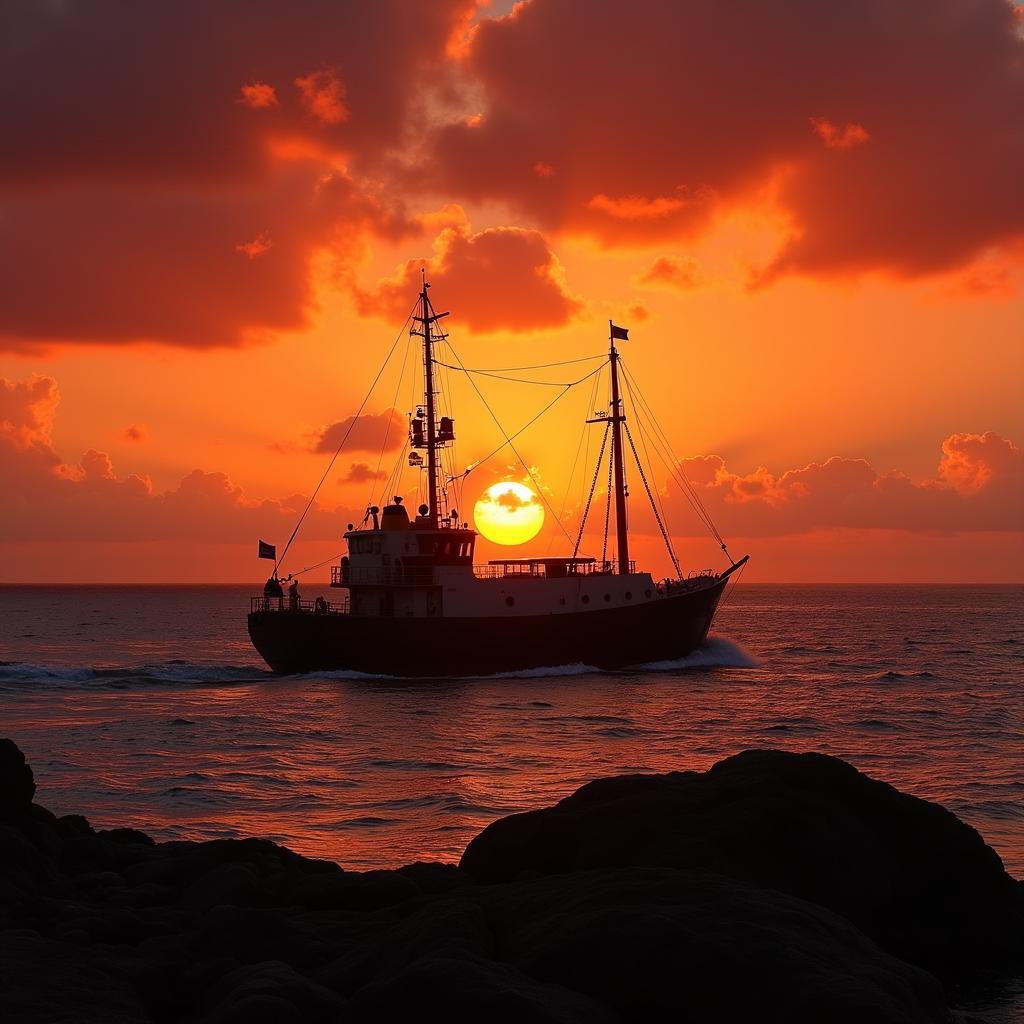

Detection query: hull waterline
xmin=248 ymin=578 xmax=727 ymax=677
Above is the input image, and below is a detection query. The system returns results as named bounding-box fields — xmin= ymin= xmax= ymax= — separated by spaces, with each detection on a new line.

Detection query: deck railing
xmin=473 ymin=560 xmax=635 ymax=579
xmin=250 ymin=596 xmax=349 ymax=615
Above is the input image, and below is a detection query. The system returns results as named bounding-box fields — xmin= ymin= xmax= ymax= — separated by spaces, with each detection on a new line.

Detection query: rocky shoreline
xmin=1 ymin=738 xmax=1020 ymax=1022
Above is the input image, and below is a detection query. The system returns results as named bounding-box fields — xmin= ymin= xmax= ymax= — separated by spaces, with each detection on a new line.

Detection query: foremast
xmin=609 ymin=322 xmax=629 ymax=574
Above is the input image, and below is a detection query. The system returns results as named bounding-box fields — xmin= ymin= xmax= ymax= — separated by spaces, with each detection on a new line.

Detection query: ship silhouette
xmin=248 ymin=276 xmax=747 ymax=676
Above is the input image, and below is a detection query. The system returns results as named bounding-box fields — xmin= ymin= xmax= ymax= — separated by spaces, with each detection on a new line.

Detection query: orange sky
xmin=1 ymin=0 xmax=1022 ymax=583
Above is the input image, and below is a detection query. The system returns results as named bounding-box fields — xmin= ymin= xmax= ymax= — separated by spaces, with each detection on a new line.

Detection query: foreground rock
xmin=462 ymin=748 xmax=1024 ymax=978
xmin=0 ymin=738 xmax=1018 ymax=1022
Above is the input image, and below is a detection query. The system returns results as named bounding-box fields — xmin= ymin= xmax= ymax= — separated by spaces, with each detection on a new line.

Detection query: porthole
xmin=603 ymin=593 xmax=611 ymax=602
xmin=505 ymin=596 xmax=515 ymax=607
xmin=581 ymin=595 xmax=590 ymax=604
xmin=625 ymin=592 xmax=632 ymax=600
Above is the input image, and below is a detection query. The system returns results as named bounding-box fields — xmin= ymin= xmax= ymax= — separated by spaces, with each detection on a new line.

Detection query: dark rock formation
xmin=462 ymin=748 xmax=1024 ymax=978
xmin=0 ymin=739 xmax=1019 ymax=1022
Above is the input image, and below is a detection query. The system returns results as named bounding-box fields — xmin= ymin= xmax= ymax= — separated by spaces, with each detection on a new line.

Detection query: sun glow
xmin=473 ymin=481 xmax=545 ymax=546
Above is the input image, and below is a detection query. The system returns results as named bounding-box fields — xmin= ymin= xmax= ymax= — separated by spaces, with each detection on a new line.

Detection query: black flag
xmin=610 ymin=323 xmax=629 ymax=341
xmin=258 ymin=540 xmax=276 ymax=560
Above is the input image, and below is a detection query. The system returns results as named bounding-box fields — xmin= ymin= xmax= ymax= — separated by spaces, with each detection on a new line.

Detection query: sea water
xmin=1 ymin=583 xmax=1020 ymax=875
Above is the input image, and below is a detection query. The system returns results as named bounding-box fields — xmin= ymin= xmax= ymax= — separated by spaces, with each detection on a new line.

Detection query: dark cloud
xmin=342 ymin=462 xmax=388 ymax=484
xmin=311 ymin=409 xmax=405 ymax=455
xmin=429 ymin=0 xmax=1024 ymax=279
xmin=0 ymin=0 xmax=476 ymax=349
xmin=356 ymin=222 xmax=583 ymax=332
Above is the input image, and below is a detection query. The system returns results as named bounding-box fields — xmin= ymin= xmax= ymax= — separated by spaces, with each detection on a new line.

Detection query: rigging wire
xmin=624 ymin=420 xmax=682 ymax=579
xmin=547 ymin=364 xmax=603 ymax=555
xmin=285 ymin=551 xmax=345 ymax=579
xmin=621 ymin=369 xmax=679 ymax=565
xmin=572 ymin=420 xmax=610 ymax=559
xmin=434 ymin=361 xmax=593 ymax=387
xmin=619 ymin=359 xmax=732 ymax=562
xmin=449 ymin=362 xmax=606 ymax=488
xmin=370 ymin=333 xmax=414 ymax=510
xmin=443 ymin=354 xmax=604 ymax=373
xmin=444 ymin=341 xmax=597 ymax=546
xmin=601 ymin=431 xmax=614 ymax=565
xmin=275 ymin=304 xmax=416 ymax=575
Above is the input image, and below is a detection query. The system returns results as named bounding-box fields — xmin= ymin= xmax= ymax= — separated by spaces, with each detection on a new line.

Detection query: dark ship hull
xmin=248 ymin=577 xmax=727 ymax=677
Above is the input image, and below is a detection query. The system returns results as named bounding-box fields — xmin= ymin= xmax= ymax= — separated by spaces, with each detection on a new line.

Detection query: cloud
xmin=809 ymin=117 xmax=870 ymax=150
xmin=651 ymin=434 xmax=1024 ymax=538
xmin=429 ymin=0 xmax=1024 ymax=278
xmin=342 ymin=462 xmax=388 ymax=484
xmin=295 ymin=69 xmax=349 ymax=125
xmin=311 ymin=409 xmax=405 ymax=455
xmin=239 ymin=82 xmax=279 ymax=110
xmin=0 ymin=0 xmax=476 ymax=350
xmin=0 ymin=166 xmax=406 ymax=349
xmin=0 ymin=375 xmax=358 ymax=543
xmin=636 ymin=256 xmax=703 ymax=291
xmin=356 ymin=222 xmax=583 ymax=332
xmin=938 ymin=431 xmax=1022 ymax=494
xmin=1 ymin=376 xmax=59 ymax=449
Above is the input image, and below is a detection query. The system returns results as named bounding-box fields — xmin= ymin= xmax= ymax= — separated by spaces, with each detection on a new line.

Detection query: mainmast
xmin=608 ymin=322 xmax=630 ymax=573
xmin=411 ymin=272 xmax=449 ymax=528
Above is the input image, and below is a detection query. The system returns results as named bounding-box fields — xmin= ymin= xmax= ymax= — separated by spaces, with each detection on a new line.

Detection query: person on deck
xmin=263 ymin=576 xmax=284 ymax=611
xmin=288 ymin=578 xmax=300 ymax=612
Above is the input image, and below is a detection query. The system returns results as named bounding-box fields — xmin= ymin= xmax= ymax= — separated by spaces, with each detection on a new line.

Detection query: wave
xmin=0 ymin=660 xmax=268 ymax=688
xmin=0 ymin=635 xmax=756 ymax=688
xmin=633 ymin=636 xmax=760 ymax=671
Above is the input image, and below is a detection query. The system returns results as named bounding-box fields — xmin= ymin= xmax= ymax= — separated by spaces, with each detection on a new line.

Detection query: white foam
xmin=632 ymin=635 xmax=760 ymax=671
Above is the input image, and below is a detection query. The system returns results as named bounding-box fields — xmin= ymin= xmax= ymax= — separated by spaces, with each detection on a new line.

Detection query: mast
xmin=608 ymin=321 xmax=629 ymax=573
xmin=421 ymin=276 xmax=439 ymax=527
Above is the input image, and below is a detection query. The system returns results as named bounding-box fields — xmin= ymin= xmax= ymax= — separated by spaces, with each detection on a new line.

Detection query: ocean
xmin=1 ymin=583 xmax=1020 ymax=877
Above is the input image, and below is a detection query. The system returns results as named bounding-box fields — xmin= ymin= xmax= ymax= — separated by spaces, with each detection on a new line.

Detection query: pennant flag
xmin=610 ymin=323 xmax=629 ymax=341
xmin=258 ymin=539 xmax=276 ymax=560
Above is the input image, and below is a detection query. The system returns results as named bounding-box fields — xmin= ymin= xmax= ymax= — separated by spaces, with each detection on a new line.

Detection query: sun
xmin=473 ymin=481 xmax=545 ymax=546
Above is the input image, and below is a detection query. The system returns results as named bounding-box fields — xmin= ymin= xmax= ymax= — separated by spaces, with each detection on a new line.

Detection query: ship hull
xmin=247 ymin=578 xmax=727 ymax=676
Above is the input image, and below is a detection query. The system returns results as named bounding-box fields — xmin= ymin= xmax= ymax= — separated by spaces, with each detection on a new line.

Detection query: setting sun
xmin=473 ymin=481 xmax=545 ymax=546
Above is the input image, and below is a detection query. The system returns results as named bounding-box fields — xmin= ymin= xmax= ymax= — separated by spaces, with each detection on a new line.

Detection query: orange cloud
xmin=587 ymin=193 xmax=689 ymax=220
xmin=235 ymin=233 xmax=273 ymax=259
xmin=1 ymin=376 xmax=59 ymax=449
xmin=636 ymin=256 xmax=703 ymax=291
xmin=294 ymin=69 xmax=349 ymax=125
xmin=938 ymin=431 xmax=1022 ymax=494
xmin=809 ymin=117 xmax=870 ymax=150
xmin=239 ymin=82 xmax=279 ymax=109
xmin=0 ymin=375 xmax=357 ymax=543
xmin=649 ymin=434 xmax=1024 ymax=538
xmin=430 ymin=0 xmax=1024 ymax=276
xmin=0 ymin=1 xmax=476 ymax=350
xmin=356 ymin=224 xmax=583 ymax=333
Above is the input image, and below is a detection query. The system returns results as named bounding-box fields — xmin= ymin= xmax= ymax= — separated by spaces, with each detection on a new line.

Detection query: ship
xmin=248 ymin=276 xmax=748 ymax=676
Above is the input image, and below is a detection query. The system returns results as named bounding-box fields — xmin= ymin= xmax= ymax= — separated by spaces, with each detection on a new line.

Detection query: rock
xmin=205 ymin=960 xmax=344 ymax=1024
xmin=0 ymin=739 xmax=35 ymax=819
xmin=480 ymin=866 xmax=949 ymax=1024
xmin=461 ymin=748 xmax=1024 ymax=976
xmin=1 ymin=737 xmax=1019 ymax=1021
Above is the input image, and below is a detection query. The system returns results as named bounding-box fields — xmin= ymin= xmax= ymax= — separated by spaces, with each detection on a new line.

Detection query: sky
xmin=1 ymin=0 xmax=1022 ymax=583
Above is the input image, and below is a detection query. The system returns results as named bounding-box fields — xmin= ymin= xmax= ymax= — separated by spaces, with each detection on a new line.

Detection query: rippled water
xmin=0 ymin=584 xmax=1021 ymax=882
